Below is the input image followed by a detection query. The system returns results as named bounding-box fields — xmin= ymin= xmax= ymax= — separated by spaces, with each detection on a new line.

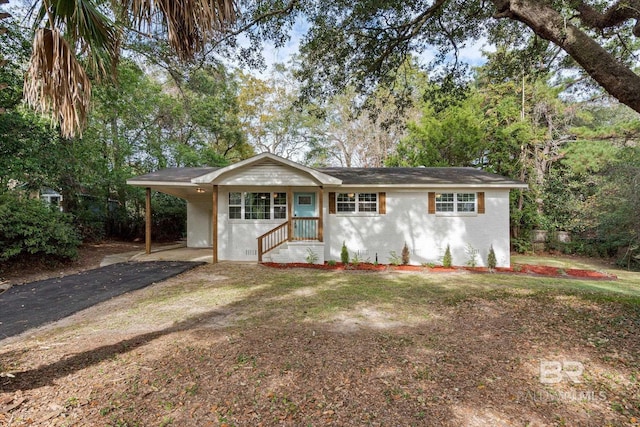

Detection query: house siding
xmin=324 ymin=188 xmax=511 ymax=268
xmin=186 ymin=187 xmax=512 ymax=267
xmin=216 ymin=187 xmax=319 ymax=261
xmin=217 ymin=164 xmax=318 ymax=186
xmin=187 ymin=199 xmax=212 ymax=248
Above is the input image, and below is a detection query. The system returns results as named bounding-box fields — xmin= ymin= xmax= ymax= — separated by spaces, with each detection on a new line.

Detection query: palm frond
xmin=31 ymin=0 xmax=121 ymax=80
xmin=123 ymin=0 xmax=237 ymax=60
xmin=24 ymin=28 xmax=91 ymax=138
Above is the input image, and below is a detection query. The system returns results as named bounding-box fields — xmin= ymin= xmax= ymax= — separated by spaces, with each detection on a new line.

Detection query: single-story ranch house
xmin=127 ymin=153 xmax=527 ymax=267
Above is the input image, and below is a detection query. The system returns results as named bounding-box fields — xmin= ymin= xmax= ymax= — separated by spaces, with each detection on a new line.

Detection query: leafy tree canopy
xmin=12 ymin=0 xmax=640 ymax=137
xmin=244 ymin=0 xmax=640 ymax=114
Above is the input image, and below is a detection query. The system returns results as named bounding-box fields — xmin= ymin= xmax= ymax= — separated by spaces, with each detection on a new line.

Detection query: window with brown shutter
xmin=329 ymin=192 xmax=336 ymax=214
xmin=429 ymin=191 xmax=484 ymax=214
xmin=379 ymin=192 xmax=386 ymax=214
xmin=428 ymin=192 xmax=436 ymax=214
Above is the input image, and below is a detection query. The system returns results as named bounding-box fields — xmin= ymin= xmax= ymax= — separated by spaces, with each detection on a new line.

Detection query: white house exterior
xmin=127 ymin=153 xmax=527 ymax=267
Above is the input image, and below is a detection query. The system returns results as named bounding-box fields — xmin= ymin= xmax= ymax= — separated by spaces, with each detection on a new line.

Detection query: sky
xmin=245 ymin=15 xmax=490 ymax=78
xmin=4 ymin=0 xmax=489 ymax=78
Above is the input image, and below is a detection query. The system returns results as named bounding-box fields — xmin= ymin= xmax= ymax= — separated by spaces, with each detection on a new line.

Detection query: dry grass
xmin=1 ymin=261 xmax=639 ymax=426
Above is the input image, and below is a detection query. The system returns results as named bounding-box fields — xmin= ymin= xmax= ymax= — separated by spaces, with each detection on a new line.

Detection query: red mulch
xmin=262 ymin=262 xmax=617 ymax=280
xmin=514 ymin=264 xmax=617 ymax=280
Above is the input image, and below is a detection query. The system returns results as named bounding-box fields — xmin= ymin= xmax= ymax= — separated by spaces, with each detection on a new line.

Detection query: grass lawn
xmin=1 ymin=256 xmax=639 ymax=426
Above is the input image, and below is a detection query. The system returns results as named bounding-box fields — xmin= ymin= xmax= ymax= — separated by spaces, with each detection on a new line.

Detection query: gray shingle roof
xmin=128 ymin=165 xmax=525 ymax=188
xmin=128 ymin=167 xmax=219 ymax=183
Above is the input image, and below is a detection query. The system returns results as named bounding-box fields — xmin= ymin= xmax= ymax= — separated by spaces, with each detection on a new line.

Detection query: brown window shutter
xmin=379 ymin=192 xmax=386 ymax=214
xmin=477 ymin=192 xmax=485 ymax=214
xmin=428 ymin=192 xmax=436 ymax=214
xmin=329 ymin=192 xmax=336 ymax=214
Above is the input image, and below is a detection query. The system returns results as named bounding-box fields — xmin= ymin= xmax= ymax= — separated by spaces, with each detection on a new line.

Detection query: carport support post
xmin=145 ymin=187 xmax=151 ymax=254
xmin=287 ymin=188 xmax=293 ymax=241
xmin=212 ymin=185 xmax=218 ymax=263
xmin=318 ymin=187 xmax=323 ymax=242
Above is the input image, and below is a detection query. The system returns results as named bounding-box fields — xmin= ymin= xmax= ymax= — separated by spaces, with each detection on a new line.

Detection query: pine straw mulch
xmin=0 ymin=263 xmax=639 ymax=426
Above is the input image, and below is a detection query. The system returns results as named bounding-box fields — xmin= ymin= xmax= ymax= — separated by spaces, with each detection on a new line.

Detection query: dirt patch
xmin=0 ymin=241 xmax=145 ymax=286
xmin=0 ymin=263 xmax=637 ymax=426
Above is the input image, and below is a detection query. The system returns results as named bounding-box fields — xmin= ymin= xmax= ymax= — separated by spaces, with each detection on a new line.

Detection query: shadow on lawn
xmin=0 ymin=308 xmax=230 ymax=393
xmin=1 ymin=265 xmax=638 ymax=425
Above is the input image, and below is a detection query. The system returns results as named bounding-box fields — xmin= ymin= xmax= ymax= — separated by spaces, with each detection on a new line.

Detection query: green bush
xmin=0 ymin=192 xmax=81 ymax=264
xmin=442 ymin=244 xmax=452 ymax=268
xmin=465 ymin=243 xmax=478 ymax=267
xmin=340 ymin=241 xmax=349 ymax=264
xmin=511 ymin=237 xmax=532 ymax=254
xmin=305 ymin=248 xmax=319 ymax=264
xmin=388 ymin=251 xmax=402 ymax=266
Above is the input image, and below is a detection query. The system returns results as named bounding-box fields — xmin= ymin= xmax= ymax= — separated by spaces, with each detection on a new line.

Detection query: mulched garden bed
xmin=261 ymin=262 xmax=617 ymax=280
xmin=512 ymin=264 xmax=617 ymax=280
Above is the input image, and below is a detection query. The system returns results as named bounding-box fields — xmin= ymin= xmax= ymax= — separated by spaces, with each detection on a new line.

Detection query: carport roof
xmin=129 ymin=167 xmax=219 ymax=183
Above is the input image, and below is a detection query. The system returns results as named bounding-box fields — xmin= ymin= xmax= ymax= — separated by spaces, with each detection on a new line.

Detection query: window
xmin=228 ymin=192 xmax=288 ymax=220
xmin=435 ymin=193 xmax=455 ymax=212
xmin=336 ymin=192 xmax=378 ymax=213
xmin=337 ymin=193 xmax=356 ymax=212
xmin=456 ymin=193 xmax=476 ymax=212
xmin=435 ymin=192 xmax=476 ymax=213
xmin=244 ymin=192 xmax=271 ymax=219
xmin=297 ymin=195 xmax=312 ymax=205
xmin=229 ymin=192 xmax=242 ymax=219
xmin=358 ymin=193 xmax=377 ymax=212
xmin=274 ymin=192 xmax=287 ymax=219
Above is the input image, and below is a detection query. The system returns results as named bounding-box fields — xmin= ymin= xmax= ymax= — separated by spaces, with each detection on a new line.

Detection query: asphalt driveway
xmin=0 ymin=261 xmax=204 ymax=340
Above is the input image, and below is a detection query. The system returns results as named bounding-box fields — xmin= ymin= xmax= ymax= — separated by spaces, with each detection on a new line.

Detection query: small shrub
xmin=340 ymin=241 xmax=349 ymax=264
xmin=442 ymin=245 xmax=452 ymax=268
xmin=487 ymin=245 xmax=497 ymax=270
xmin=351 ymin=252 xmax=361 ymax=267
xmin=305 ymin=248 xmax=319 ymax=264
xmin=401 ymin=242 xmax=410 ymax=265
xmin=327 ymin=259 xmax=337 ymax=266
xmin=388 ymin=251 xmax=402 ymax=266
xmin=465 ymin=243 xmax=478 ymax=267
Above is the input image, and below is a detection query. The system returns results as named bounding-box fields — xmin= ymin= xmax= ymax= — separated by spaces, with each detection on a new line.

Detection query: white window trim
xmin=228 ymin=191 xmax=288 ymax=221
xmin=435 ymin=192 xmax=478 ymax=216
xmin=336 ymin=192 xmax=379 ymax=215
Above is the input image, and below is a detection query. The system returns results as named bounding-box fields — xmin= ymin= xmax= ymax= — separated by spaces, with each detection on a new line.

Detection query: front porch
xmin=257 ymin=216 xmax=325 ymax=263
xmin=128 ymin=153 xmax=343 ymax=263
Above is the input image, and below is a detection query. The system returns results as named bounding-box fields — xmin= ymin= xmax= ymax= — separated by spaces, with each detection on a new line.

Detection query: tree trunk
xmin=493 ymin=0 xmax=640 ymax=114
xmin=0 ymin=0 xmax=9 ymax=115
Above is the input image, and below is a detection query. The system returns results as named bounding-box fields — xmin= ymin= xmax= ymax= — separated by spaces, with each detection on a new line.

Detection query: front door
xmin=293 ymin=192 xmax=316 ymax=239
